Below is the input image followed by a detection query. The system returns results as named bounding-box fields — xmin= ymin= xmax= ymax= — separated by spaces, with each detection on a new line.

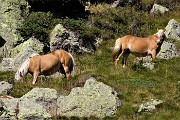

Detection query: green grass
xmin=2 ymin=40 xmax=179 ymax=119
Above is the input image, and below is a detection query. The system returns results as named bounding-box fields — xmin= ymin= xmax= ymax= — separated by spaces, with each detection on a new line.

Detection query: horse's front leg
xmin=32 ymin=71 xmax=39 ymax=84
xmin=151 ymin=49 xmax=156 ymax=62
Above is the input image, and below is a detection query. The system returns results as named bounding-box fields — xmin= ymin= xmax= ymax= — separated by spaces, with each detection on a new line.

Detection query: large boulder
xmin=11 ymin=37 xmax=44 ymax=57
xmin=150 ymin=4 xmax=169 ymax=14
xmin=57 ymin=77 xmax=121 ymax=118
xmin=50 ymin=24 xmax=102 ymax=54
xmin=165 ymin=19 xmax=180 ymax=40
xmin=0 ymin=97 xmax=19 ymax=120
xmin=20 ymin=88 xmax=58 ymax=116
xmin=0 ymin=0 xmax=30 ymax=56
xmin=0 ymin=81 xmax=13 ymax=95
xmin=157 ymin=41 xmax=179 ymax=59
xmin=0 ymin=58 xmax=14 ymax=71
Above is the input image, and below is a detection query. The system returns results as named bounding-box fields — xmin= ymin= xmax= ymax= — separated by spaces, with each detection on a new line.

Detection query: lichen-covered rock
xmin=18 ymin=99 xmax=52 ymax=120
xmin=157 ymin=41 xmax=179 ymax=59
xmin=0 ymin=58 xmax=14 ymax=71
xmin=150 ymin=4 xmax=169 ymax=14
xmin=20 ymin=88 xmax=58 ymax=116
xmin=138 ymin=99 xmax=163 ymax=112
xmin=11 ymin=37 xmax=44 ymax=57
xmin=50 ymin=24 xmax=99 ymax=54
xmin=0 ymin=81 xmax=13 ymax=95
xmin=165 ymin=19 xmax=180 ymax=40
xmin=0 ymin=97 xmax=19 ymax=120
xmin=0 ymin=0 xmax=30 ymax=56
xmin=57 ymin=77 xmax=121 ymax=118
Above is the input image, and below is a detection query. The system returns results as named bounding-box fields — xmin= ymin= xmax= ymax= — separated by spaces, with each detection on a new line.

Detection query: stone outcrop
xmin=0 ymin=78 xmax=122 ymax=119
xmin=157 ymin=41 xmax=179 ymax=59
xmin=50 ymin=24 xmax=102 ymax=54
xmin=57 ymin=77 xmax=121 ymax=118
xmin=0 ymin=0 xmax=30 ymax=57
xmin=0 ymin=81 xmax=13 ymax=95
xmin=150 ymin=4 xmax=169 ymax=14
xmin=11 ymin=37 xmax=44 ymax=57
xmin=165 ymin=19 xmax=180 ymax=40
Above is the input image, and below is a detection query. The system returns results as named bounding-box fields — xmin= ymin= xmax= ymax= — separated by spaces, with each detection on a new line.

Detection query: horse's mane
xmin=15 ymin=58 xmax=30 ymax=79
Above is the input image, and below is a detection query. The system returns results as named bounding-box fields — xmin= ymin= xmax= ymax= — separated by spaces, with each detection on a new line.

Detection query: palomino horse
xmin=15 ymin=49 xmax=75 ymax=84
xmin=112 ymin=29 xmax=165 ymax=67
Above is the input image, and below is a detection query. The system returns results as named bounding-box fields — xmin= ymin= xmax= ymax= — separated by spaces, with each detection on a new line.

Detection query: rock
xmin=50 ymin=24 xmax=99 ymax=54
xmin=11 ymin=37 xmax=44 ymax=57
xmin=150 ymin=4 xmax=169 ymax=14
xmin=18 ymin=99 xmax=52 ymax=120
xmin=20 ymin=88 xmax=58 ymax=116
xmin=0 ymin=81 xmax=13 ymax=95
xmin=0 ymin=97 xmax=19 ymax=120
xmin=138 ymin=99 xmax=163 ymax=112
xmin=157 ymin=41 xmax=179 ymax=59
xmin=165 ymin=19 xmax=180 ymax=40
xmin=57 ymin=77 xmax=121 ymax=118
xmin=0 ymin=0 xmax=30 ymax=56
xmin=0 ymin=58 xmax=14 ymax=71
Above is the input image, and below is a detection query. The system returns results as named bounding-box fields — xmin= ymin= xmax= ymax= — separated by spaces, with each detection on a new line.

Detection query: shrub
xmin=18 ymin=12 xmax=54 ymax=43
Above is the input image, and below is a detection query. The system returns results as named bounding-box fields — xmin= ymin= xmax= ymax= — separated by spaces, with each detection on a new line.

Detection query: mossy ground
xmin=0 ymin=3 xmax=180 ymax=120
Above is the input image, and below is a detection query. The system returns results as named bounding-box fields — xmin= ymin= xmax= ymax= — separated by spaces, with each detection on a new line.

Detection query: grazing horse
xmin=112 ymin=29 xmax=165 ymax=67
xmin=15 ymin=49 xmax=75 ymax=84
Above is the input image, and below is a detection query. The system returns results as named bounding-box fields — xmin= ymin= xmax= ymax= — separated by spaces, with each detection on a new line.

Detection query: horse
xmin=15 ymin=49 xmax=75 ymax=84
xmin=112 ymin=29 xmax=165 ymax=67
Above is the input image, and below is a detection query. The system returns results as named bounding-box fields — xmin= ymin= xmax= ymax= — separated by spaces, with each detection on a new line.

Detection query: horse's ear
xmin=157 ymin=28 xmax=159 ymax=31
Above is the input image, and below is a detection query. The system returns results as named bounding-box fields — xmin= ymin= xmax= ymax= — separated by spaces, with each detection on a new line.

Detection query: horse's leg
xmin=32 ymin=71 xmax=39 ymax=84
xmin=122 ymin=52 xmax=130 ymax=67
xmin=64 ymin=65 xmax=71 ymax=80
xmin=151 ymin=50 xmax=156 ymax=62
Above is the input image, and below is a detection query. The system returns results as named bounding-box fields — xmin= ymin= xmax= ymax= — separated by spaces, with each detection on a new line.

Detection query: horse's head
xmin=14 ymin=59 xmax=30 ymax=81
xmin=155 ymin=29 xmax=165 ymax=44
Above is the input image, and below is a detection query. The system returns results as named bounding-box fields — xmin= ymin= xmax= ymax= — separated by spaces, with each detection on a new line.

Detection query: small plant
xmin=18 ymin=11 xmax=54 ymax=43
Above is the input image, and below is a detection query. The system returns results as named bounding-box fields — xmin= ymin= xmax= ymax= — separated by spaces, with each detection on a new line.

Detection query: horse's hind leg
xmin=122 ymin=51 xmax=130 ymax=67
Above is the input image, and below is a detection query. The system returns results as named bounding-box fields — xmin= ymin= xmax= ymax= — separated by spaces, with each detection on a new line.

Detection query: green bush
xmin=18 ymin=12 xmax=54 ymax=43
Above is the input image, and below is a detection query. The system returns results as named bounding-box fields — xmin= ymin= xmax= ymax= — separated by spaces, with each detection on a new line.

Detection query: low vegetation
xmin=1 ymin=1 xmax=180 ymax=120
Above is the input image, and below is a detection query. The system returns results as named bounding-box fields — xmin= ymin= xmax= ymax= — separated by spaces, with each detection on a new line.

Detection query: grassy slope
xmin=0 ymin=3 xmax=180 ymax=120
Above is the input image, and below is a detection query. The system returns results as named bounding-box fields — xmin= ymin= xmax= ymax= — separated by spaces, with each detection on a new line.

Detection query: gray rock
xmin=157 ymin=41 xmax=179 ymax=59
xmin=0 ymin=58 xmax=14 ymax=71
xmin=0 ymin=97 xmax=19 ymax=120
xmin=57 ymin=77 xmax=121 ymax=118
xmin=138 ymin=99 xmax=163 ymax=112
xmin=0 ymin=0 xmax=30 ymax=57
xmin=150 ymin=4 xmax=169 ymax=14
xmin=165 ymin=19 xmax=180 ymax=40
xmin=18 ymin=99 xmax=52 ymax=120
xmin=11 ymin=37 xmax=44 ymax=57
xmin=20 ymin=88 xmax=58 ymax=116
xmin=0 ymin=81 xmax=13 ymax=95
xmin=50 ymin=24 xmax=98 ymax=54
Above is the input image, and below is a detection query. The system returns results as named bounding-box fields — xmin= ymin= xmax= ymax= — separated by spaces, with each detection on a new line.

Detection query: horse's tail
xmin=68 ymin=53 xmax=75 ymax=77
xmin=112 ymin=38 xmax=122 ymax=61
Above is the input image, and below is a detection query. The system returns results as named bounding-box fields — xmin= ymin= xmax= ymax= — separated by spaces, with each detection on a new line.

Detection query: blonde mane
xmin=15 ymin=58 xmax=30 ymax=80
